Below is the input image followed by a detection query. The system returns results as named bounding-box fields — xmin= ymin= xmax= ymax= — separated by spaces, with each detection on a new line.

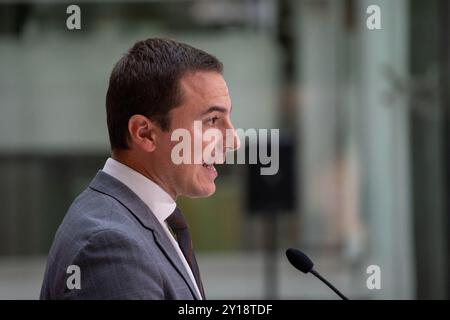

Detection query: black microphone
xmin=286 ymin=248 xmax=349 ymax=300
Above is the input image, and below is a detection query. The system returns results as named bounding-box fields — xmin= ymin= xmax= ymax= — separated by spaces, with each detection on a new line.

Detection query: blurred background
xmin=0 ymin=0 xmax=448 ymax=299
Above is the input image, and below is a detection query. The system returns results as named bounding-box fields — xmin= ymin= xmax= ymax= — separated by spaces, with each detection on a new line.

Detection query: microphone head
xmin=286 ymin=248 xmax=314 ymax=273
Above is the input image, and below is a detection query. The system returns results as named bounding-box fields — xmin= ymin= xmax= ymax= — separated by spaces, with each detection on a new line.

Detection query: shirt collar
xmin=102 ymin=157 xmax=176 ymax=223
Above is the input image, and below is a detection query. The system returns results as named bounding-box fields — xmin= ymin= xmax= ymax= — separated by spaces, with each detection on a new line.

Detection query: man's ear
xmin=128 ymin=115 xmax=158 ymax=152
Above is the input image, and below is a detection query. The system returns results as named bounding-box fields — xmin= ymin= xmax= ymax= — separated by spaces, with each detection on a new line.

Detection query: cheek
xmin=177 ymin=164 xmax=199 ymax=183
xmin=163 ymin=138 xmax=183 ymax=167
xmin=191 ymin=165 xmax=207 ymax=188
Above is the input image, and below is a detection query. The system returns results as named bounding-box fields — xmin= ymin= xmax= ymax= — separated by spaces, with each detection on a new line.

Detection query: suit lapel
xmin=89 ymin=170 xmax=201 ymax=300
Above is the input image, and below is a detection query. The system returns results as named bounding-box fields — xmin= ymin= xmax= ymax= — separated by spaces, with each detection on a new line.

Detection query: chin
xmin=188 ymin=183 xmax=216 ymax=198
xmin=203 ymin=184 xmax=216 ymax=197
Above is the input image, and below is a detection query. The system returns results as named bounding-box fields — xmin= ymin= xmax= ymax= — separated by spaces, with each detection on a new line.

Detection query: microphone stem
xmin=310 ymin=269 xmax=349 ymax=300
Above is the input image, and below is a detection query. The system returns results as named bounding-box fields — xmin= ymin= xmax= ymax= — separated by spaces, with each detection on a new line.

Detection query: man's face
xmin=154 ymin=71 xmax=239 ymax=199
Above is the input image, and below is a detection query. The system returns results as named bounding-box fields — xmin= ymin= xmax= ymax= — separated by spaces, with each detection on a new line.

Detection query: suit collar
xmin=102 ymin=157 xmax=176 ymax=224
xmin=88 ymin=170 xmax=201 ymax=300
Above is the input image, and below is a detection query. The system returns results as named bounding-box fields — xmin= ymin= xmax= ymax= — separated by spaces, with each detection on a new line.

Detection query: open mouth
xmin=202 ymin=161 xmax=217 ymax=172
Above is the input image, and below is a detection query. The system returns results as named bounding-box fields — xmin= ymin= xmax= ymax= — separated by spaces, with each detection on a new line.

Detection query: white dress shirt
xmin=102 ymin=157 xmax=202 ymax=299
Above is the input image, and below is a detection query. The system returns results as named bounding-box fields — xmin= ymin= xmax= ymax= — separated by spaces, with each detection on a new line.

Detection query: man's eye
xmin=208 ymin=116 xmax=219 ymax=125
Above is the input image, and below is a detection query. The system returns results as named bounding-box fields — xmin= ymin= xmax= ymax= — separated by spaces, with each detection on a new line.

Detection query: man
xmin=40 ymin=38 xmax=239 ymax=299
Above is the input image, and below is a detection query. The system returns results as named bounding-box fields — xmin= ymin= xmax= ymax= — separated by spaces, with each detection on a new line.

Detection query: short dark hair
xmin=106 ymin=38 xmax=223 ymax=150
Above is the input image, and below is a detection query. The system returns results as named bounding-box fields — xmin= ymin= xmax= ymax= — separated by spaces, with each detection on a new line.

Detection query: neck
xmin=111 ymin=150 xmax=177 ymax=201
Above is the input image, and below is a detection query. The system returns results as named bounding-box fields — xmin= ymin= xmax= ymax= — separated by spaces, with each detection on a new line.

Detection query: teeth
xmin=202 ymin=162 xmax=215 ymax=170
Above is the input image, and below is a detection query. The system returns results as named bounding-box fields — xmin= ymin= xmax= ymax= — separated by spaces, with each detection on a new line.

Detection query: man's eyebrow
xmin=201 ymin=105 xmax=232 ymax=115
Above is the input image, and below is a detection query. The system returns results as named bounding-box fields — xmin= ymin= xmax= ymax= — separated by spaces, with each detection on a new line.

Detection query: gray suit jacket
xmin=40 ymin=170 xmax=201 ymax=300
